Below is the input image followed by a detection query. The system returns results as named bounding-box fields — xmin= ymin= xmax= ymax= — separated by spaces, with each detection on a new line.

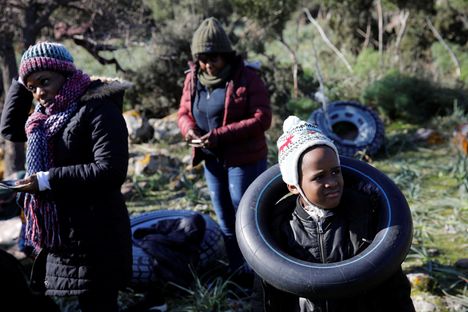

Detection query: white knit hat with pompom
xmin=277 ymin=116 xmax=339 ymax=186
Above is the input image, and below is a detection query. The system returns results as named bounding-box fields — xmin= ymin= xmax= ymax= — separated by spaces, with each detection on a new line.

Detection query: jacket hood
xmin=81 ymin=76 xmax=132 ymax=102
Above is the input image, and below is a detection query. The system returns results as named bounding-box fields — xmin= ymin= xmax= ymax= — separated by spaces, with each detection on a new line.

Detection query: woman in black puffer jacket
xmin=0 ymin=41 xmax=132 ymax=311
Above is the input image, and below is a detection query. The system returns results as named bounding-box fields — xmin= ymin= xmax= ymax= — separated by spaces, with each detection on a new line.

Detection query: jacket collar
xmin=294 ymin=196 xmax=339 ymax=221
xmin=80 ymin=76 xmax=132 ymax=102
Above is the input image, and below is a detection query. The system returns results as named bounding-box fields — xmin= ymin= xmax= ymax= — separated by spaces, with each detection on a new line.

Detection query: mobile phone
xmin=0 ymin=180 xmax=22 ymax=190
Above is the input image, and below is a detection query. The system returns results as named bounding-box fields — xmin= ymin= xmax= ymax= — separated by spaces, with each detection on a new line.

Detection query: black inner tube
xmin=236 ymin=157 xmax=413 ymax=299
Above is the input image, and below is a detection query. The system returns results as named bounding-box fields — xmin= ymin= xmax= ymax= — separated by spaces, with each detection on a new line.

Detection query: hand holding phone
xmin=0 ymin=180 xmax=23 ymax=190
xmin=188 ymin=138 xmax=203 ymax=147
xmin=0 ymin=175 xmax=39 ymax=193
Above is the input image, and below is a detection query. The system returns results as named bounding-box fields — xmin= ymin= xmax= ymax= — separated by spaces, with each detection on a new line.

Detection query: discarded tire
xmin=130 ymin=210 xmax=226 ymax=288
xmin=236 ymin=157 xmax=412 ymax=299
xmin=308 ymin=101 xmax=385 ymax=157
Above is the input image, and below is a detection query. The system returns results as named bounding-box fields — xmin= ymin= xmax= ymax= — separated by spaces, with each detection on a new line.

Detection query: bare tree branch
xmin=303 ymin=8 xmax=353 ymax=73
xmin=426 ymin=17 xmax=461 ymax=79
xmin=356 ymin=27 xmax=378 ymax=47
xmin=362 ymin=17 xmax=371 ymax=50
xmin=395 ymin=10 xmax=409 ymax=52
xmin=278 ymin=34 xmax=298 ymax=99
xmin=72 ymin=35 xmax=125 ymax=72
xmin=395 ymin=10 xmax=409 ymax=67
xmin=53 ymin=20 xmax=93 ymax=39
xmin=375 ymin=0 xmax=383 ymax=69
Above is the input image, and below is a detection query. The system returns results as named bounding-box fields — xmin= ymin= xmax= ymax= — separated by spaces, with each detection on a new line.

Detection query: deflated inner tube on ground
xmin=130 ymin=209 xmax=226 ymax=288
xmin=236 ymin=156 xmax=412 ymax=299
xmin=308 ymin=101 xmax=385 ymax=157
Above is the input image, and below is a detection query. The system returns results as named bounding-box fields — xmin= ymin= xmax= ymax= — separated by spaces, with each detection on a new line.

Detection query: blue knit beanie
xmin=19 ymin=42 xmax=76 ymax=81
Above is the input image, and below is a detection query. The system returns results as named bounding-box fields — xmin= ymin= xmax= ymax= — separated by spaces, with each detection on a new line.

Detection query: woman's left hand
xmin=14 ymin=175 xmax=39 ymax=193
xmin=200 ymin=132 xmax=217 ymax=148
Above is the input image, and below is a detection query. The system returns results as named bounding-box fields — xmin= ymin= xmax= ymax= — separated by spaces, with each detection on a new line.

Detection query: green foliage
xmin=286 ymin=97 xmax=320 ymax=121
xmin=64 ymin=41 xmax=118 ymax=77
xmin=259 ymin=60 xmax=294 ymax=119
xmin=169 ymin=274 xmax=246 ymax=312
xmin=232 ymin=0 xmax=299 ymax=37
xmin=122 ymin=2 xmax=242 ymax=116
xmin=398 ymin=11 xmax=435 ymax=60
xmin=362 ymin=72 xmax=467 ymax=123
xmin=52 ymin=0 xmax=154 ymax=42
xmin=145 ymin=0 xmax=234 ymax=23
xmin=354 ymin=49 xmax=381 ymax=80
xmin=319 ymin=0 xmax=374 ymax=53
xmin=297 ymin=68 xmax=319 ymax=97
xmin=124 ymin=54 xmax=187 ymax=118
xmin=433 ymin=0 xmax=468 ymax=46
xmin=431 ymin=42 xmax=468 ymax=83
xmin=430 ymin=102 xmax=468 ymax=136
xmin=123 ymin=9 xmax=197 ymax=116
xmin=391 ymin=0 xmax=435 ymax=11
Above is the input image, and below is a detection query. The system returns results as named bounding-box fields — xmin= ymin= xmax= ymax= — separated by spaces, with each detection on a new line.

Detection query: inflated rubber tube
xmin=236 ymin=156 xmax=412 ymax=299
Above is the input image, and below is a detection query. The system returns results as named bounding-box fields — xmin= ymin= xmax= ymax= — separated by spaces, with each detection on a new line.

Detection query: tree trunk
xmin=0 ymin=33 xmax=25 ymax=178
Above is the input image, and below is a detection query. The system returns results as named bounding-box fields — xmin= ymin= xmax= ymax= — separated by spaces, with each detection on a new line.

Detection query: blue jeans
xmin=204 ymin=156 xmax=267 ymax=272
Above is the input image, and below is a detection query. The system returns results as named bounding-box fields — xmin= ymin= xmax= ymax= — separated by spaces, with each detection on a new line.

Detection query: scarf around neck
xmin=23 ymin=70 xmax=91 ymax=251
xmin=297 ymin=195 xmax=325 ymax=221
xmin=197 ymin=64 xmax=232 ymax=89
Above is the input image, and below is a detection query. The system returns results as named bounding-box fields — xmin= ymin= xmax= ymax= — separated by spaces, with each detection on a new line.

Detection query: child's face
xmin=290 ymin=146 xmax=344 ymax=209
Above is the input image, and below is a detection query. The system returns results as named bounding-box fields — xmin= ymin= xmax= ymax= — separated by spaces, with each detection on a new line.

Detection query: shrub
xmin=362 ymin=72 xmax=467 ymax=124
xmin=259 ymin=61 xmax=294 ymax=119
xmin=286 ymin=97 xmax=321 ymax=121
xmin=124 ymin=56 xmax=187 ymax=118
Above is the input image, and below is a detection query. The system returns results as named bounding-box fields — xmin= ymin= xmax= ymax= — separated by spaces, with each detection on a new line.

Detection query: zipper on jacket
xmin=317 ymin=220 xmax=329 ymax=312
xmin=317 ymin=220 xmax=326 ymax=264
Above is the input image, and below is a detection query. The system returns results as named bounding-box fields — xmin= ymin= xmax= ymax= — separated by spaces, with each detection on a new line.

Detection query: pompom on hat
xmin=191 ymin=17 xmax=234 ymax=57
xmin=277 ymin=116 xmax=340 ymax=186
xmin=19 ymin=42 xmax=76 ymax=81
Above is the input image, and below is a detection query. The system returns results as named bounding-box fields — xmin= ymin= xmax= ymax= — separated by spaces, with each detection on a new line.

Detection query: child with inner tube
xmin=261 ymin=116 xmax=415 ymax=312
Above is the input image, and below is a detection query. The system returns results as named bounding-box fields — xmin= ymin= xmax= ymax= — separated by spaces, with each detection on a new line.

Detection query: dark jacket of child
xmin=262 ymin=188 xmax=415 ymax=312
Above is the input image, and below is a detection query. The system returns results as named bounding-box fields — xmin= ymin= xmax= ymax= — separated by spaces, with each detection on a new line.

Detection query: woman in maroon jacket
xmin=178 ymin=17 xmax=271 ymax=282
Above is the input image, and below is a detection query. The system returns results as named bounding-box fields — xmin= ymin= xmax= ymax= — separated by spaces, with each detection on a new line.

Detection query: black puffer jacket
xmin=0 ymin=78 xmax=132 ymax=296
xmin=263 ymin=189 xmax=415 ymax=312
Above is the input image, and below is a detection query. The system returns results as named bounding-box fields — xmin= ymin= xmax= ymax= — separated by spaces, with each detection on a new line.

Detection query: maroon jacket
xmin=178 ymin=58 xmax=271 ymax=167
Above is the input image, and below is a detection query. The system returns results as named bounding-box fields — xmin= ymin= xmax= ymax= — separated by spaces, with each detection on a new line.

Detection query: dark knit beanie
xmin=191 ymin=17 xmax=234 ymax=57
xmin=19 ymin=42 xmax=76 ymax=81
